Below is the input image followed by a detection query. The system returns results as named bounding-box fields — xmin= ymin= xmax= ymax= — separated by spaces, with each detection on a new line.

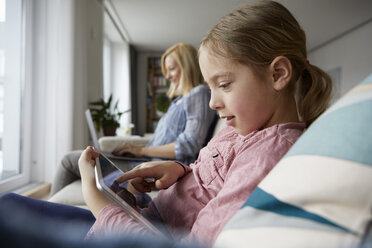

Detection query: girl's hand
xmin=78 ymin=146 xmax=100 ymax=183
xmin=116 ymin=161 xmax=185 ymax=192
xmin=78 ymin=146 xmax=112 ymax=217
xmin=127 ymin=177 xmax=155 ymax=194
xmin=112 ymin=142 xmax=145 ymax=157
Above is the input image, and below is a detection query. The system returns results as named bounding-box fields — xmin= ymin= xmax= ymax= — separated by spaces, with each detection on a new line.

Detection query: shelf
xmin=146 ymin=56 xmax=170 ymax=133
xmin=155 ymin=87 xmax=168 ymax=93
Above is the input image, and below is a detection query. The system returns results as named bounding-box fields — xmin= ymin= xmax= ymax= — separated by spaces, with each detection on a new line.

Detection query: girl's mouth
xmin=222 ymin=116 xmax=235 ymax=126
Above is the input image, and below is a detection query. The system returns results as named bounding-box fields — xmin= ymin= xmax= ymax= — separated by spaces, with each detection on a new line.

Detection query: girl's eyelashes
xmin=218 ymin=82 xmax=231 ymax=89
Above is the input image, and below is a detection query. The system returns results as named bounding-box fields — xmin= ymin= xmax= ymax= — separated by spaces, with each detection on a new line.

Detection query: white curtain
xmin=109 ymin=42 xmax=132 ymax=134
xmin=30 ymin=0 xmax=103 ymax=183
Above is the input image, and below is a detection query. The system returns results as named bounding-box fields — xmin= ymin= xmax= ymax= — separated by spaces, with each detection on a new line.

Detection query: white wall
xmin=73 ymin=0 xmax=104 ymax=150
xmin=308 ymin=21 xmax=372 ymax=100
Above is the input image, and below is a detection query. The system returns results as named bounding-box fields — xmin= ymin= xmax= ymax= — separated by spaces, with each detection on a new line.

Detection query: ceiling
xmin=104 ymin=0 xmax=372 ymax=53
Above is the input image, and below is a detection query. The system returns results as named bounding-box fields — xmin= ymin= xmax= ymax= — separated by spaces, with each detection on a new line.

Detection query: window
xmin=102 ymin=6 xmax=132 ymax=135
xmin=0 ymin=0 xmax=27 ymax=193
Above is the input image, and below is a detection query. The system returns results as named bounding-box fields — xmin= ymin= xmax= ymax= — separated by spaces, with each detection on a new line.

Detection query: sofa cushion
xmin=48 ymin=180 xmax=87 ymax=208
xmin=99 ymin=135 xmax=152 ymax=152
xmin=215 ymin=73 xmax=372 ymax=248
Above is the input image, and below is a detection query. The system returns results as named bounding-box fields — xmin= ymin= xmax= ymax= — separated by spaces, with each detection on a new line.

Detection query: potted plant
xmin=89 ymin=94 xmax=130 ymax=136
xmin=156 ymin=93 xmax=170 ymax=115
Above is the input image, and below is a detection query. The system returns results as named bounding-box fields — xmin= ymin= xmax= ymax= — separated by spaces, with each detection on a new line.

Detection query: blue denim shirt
xmin=147 ymin=85 xmax=216 ymax=165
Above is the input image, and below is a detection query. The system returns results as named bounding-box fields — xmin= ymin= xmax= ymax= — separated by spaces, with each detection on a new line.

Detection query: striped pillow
xmin=215 ymin=73 xmax=372 ymax=248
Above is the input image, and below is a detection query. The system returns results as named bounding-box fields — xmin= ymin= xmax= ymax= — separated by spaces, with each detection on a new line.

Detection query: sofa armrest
xmin=98 ymin=135 xmax=153 ymax=152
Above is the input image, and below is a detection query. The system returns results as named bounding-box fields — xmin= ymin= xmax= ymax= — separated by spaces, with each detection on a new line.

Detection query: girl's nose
xmin=209 ymin=92 xmax=223 ymax=110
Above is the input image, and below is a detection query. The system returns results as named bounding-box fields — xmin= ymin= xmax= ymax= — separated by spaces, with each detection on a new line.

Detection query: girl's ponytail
xmin=296 ymin=63 xmax=332 ymax=127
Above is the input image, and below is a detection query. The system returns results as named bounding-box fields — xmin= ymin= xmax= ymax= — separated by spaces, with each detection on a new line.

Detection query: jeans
xmin=0 ymin=193 xmax=202 ymax=248
xmin=0 ymin=193 xmax=95 ymax=235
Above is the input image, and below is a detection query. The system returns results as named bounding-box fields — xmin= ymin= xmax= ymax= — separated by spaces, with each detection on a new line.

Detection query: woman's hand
xmin=112 ymin=142 xmax=145 ymax=157
xmin=116 ymin=161 xmax=185 ymax=193
xmin=78 ymin=146 xmax=100 ymax=183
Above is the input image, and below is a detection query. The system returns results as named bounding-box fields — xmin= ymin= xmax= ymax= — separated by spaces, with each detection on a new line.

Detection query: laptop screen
xmin=85 ymin=109 xmax=101 ymax=151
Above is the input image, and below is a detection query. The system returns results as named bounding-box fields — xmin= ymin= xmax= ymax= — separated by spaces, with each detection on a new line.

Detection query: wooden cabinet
xmin=146 ymin=56 xmax=170 ymax=133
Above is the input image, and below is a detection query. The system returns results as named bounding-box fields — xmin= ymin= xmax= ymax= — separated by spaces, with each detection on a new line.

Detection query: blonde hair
xmin=161 ymin=43 xmax=204 ymax=98
xmin=200 ymin=1 xmax=332 ymax=126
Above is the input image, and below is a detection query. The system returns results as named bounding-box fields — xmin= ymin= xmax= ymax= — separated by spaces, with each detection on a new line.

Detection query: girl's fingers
xmin=81 ymin=146 xmax=96 ymax=160
xmin=130 ymin=178 xmax=155 ymax=193
xmin=155 ymin=174 xmax=175 ymax=189
xmin=116 ymin=166 xmax=156 ymax=183
xmin=115 ymin=161 xmax=178 ymax=189
xmin=133 ymin=183 xmax=151 ymax=193
xmin=87 ymin=146 xmax=100 ymax=159
xmin=91 ymin=147 xmax=100 ymax=159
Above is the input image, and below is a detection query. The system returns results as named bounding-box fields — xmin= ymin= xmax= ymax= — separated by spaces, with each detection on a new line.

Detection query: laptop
xmin=95 ymin=153 xmax=168 ymax=238
xmin=85 ymin=109 xmax=149 ymax=162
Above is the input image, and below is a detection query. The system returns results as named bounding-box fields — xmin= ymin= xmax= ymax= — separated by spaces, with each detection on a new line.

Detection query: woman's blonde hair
xmin=200 ymin=1 xmax=332 ymax=126
xmin=161 ymin=43 xmax=204 ymax=98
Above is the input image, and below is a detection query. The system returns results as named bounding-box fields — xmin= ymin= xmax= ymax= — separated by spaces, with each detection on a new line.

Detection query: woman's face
xmin=164 ymin=53 xmax=181 ymax=87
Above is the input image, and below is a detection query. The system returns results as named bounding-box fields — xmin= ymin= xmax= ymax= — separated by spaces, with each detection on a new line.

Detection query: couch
xmin=42 ymin=73 xmax=372 ymax=247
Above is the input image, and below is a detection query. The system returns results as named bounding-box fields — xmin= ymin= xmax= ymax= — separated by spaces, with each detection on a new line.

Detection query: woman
xmin=51 ymin=43 xmax=216 ymax=196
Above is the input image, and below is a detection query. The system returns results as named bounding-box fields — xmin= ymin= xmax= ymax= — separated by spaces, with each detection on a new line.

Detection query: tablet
xmin=95 ymin=153 xmax=166 ymax=238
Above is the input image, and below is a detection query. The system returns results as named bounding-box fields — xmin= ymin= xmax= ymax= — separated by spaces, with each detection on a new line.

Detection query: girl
xmin=79 ymin=0 xmax=332 ymax=246
xmin=51 ymin=43 xmax=216 ymax=196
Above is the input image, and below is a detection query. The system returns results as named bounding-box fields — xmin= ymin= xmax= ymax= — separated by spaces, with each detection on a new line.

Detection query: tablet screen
xmin=96 ymin=154 xmax=139 ymax=211
xmin=94 ymin=154 xmax=167 ymax=238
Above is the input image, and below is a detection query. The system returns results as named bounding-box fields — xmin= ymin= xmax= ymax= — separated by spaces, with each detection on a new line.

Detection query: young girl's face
xmin=199 ymin=48 xmax=278 ymax=136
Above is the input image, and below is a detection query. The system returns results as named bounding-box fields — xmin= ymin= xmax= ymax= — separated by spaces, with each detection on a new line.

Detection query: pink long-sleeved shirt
xmin=87 ymin=123 xmax=305 ymax=246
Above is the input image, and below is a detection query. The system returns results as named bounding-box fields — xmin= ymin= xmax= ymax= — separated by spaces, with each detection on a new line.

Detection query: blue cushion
xmin=215 ymin=73 xmax=372 ymax=247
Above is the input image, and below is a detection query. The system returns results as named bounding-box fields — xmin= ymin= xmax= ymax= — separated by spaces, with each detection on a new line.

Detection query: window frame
xmin=0 ymin=0 xmax=33 ymax=194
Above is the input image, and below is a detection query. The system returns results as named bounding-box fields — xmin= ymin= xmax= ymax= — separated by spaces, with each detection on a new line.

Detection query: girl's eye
xmin=218 ymin=82 xmax=231 ymax=89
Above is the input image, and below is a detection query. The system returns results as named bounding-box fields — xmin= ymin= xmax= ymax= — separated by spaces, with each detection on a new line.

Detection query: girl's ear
xmin=270 ymin=56 xmax=292 ymax=91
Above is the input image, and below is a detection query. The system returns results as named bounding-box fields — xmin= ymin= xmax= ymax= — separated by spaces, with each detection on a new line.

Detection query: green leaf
xmin=88 ymin=93 xmax=131 ymax=134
